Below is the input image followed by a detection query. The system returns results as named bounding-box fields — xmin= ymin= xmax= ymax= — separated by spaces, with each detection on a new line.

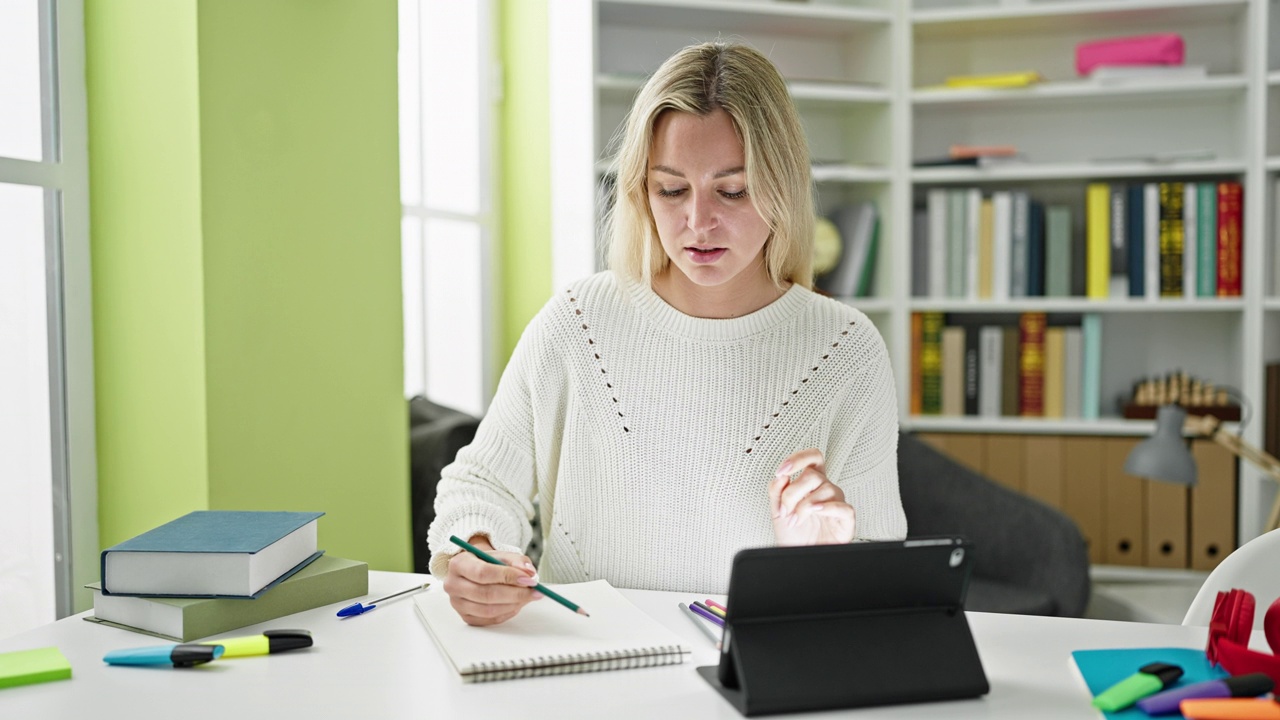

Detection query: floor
xmin=1084 ymin=566 xmax=1208 ymax=625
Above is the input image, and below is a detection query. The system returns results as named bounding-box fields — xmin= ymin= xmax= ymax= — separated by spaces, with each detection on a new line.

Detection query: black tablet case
xmin=697 ymin=538 xmax=989 ymax=716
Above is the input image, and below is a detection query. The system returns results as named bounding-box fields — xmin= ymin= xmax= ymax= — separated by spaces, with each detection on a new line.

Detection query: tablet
xmin=697 ymin=537 xmax=989 ymax=716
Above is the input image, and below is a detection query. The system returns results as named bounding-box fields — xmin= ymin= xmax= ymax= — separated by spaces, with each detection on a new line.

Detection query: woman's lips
xmin=685 ymin=247 xmax=727 ymax=264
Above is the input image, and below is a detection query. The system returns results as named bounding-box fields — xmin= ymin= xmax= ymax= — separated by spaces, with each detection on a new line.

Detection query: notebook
xmin=413 ymin=579 xmax=689 ymax=683
xmin=1070 ymin=647 xmax=1227 ymax=720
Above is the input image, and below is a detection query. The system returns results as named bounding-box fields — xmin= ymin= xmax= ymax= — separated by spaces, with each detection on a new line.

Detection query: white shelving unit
xmin=548 ymin=0 xmax=1279 ymax=544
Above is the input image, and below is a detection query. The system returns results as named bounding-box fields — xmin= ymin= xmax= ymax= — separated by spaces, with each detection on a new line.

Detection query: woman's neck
xmin=651 ymin=263 xmax=790 ymax=319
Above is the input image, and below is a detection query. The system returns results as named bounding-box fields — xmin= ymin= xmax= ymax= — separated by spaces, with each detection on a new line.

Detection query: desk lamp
xmin=1124 ymin=404 xmax=1280 ymax=533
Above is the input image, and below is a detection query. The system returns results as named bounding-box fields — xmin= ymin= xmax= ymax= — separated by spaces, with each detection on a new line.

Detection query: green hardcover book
xmin=1197 ymin=182 xmax=1217 ymax=297
xmin=85 ymin=555 xmax=368 ymax=642
xmin=0 ymin=647 xmax=71 ymax=690
xmin=1045 ymin=206 xmax=1072 ymax=297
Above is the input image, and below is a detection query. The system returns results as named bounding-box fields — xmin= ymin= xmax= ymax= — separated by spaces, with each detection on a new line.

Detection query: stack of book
xmin=86 ymin=510 xmax=368 ymax=641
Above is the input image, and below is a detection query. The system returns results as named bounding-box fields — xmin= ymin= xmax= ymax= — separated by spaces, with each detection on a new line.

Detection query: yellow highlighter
xmin=201 ymin=629 xmax=312 ymax=658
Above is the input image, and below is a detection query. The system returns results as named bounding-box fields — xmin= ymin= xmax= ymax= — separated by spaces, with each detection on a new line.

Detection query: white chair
xmin=1183 ymin=528 xmax=1280 ymax=628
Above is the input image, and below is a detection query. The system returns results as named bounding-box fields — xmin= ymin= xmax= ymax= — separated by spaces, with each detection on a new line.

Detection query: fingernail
xmin=515 ymin=576 xmax=538 ymax=587
xmin=522 ymin=561 xmax=536 ymax=571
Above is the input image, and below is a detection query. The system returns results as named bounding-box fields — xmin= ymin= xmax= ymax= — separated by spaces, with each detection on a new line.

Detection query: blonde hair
xmin=604 ymin=42 xmax=815 ymax=289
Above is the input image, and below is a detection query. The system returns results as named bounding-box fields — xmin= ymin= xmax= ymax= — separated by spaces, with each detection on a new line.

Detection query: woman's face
xmin=647 ymin=109 xmax=772 ymax=291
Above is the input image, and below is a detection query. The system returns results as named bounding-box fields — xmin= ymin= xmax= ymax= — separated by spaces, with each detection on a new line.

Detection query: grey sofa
xmin=897 ymin=431 xmax=1092 ymax=617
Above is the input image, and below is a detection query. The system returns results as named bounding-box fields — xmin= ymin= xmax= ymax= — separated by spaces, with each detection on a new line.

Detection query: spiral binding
xmin=464 ymin=645 xmax=689 ymax=683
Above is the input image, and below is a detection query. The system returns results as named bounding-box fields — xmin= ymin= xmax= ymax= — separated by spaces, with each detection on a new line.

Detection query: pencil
xmin=679 ymin=603 xmax=721 ymax=648
xmin=448 ymin=535 xmax=589 ymax=617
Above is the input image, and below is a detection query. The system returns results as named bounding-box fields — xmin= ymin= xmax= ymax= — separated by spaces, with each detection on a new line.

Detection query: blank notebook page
xmin=413 ymin=579 xmax=690 ymax=682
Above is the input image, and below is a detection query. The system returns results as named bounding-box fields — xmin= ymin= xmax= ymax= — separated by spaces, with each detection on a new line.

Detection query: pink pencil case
xmin=1076 ymin=33 xmax=1185 ymax=76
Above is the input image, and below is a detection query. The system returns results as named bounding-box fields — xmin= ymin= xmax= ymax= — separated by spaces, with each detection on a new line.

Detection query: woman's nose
xmin=687 ymin=192 xmax=717 ymax=233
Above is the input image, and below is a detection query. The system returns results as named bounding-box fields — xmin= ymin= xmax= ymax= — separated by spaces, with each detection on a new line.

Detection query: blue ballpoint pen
xmin=104 ymin=643 xmax=224 ymax=667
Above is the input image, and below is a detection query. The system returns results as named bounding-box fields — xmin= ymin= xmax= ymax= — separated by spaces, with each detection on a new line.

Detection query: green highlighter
xmin=1092 ymin=662 xmax=1184 ymax=712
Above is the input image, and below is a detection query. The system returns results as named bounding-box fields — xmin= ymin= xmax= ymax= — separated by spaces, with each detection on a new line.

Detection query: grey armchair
xmin=409 ymin=396 xmax=481 ymax=575
xmin=897 ymin=431 xmax=1092 ymax=617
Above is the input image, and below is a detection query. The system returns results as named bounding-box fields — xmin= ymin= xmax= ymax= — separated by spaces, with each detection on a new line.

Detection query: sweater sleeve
xmin=827 ymin=321 xmax=907 ymax=542
xmin=425 ymin=309 xmax=550 ymax=578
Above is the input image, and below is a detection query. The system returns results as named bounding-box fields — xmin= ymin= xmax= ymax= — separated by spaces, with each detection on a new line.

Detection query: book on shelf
xmin=1159 ymin=182 xmax=1185 ymax=297
xmin=947 ymin=190 xmax=968 ymax=298
xmin=1025 ymin=200 xmax=1046 ymax=297
xmin=1010 ymin=191 xmax=1030 ymax=298
xmin=816 ymin=202 xmax=879 ymax=298
xmin=910 ymin=312 xmax=923 ymax=416
xmin=1183 ymin=183 xmax=1197 ymax=298
xmin=414 ymin=579 xmax=689 ymax=683
xmin=1196 ymin=182 xmax=1218 ymax=297
xmin=1000 ymin=326 xmax=1020 ymax=417
xmin=1043 ymin=327 xmax=1066 ymax=419
xmin=1087 ymin=64 xmax=1208 ymax=83
xmin=1108 ymin=184 xmax=1129 ymax=298
xmin=1126 ymin=184 xmax=1146 ymax=297
xmin=1144 ymin=183 xmax=1160 ymax=300
xmin=992 ymin=191 xmax=1013 ymax=301
xmin=1216 ymin=181 xmax=1242 ymax=297
xmin=86 ymin=555 xmax=369 ymax=642
xmin=100 ymin=510 xmax=324 ymax=598
xmin=919 ymin=312 xmax=944 ymax=415
xmin=1062 ymin=327 xmax=1083 ymax=420
xmin=941 ymin=326 xmax=966 ymax=416
xmin=1045 ymin=205 xmax=1071 ymax=297
xmin=1019 ymin=313 xmax=1046 ymax=417
xmin=977 ymin=197 xmax=994 ymax=299
xmin=1085 ymin=183 xmax=1110 ymax=299
xmin=911 ymin=206 xmax=929 ymax=298
xmin=979 ymin=326 xmax=1003 ymax=418
xmin=927 ymin=189 xmax=948 ymax=298
xmin=1081 ymin=314 xmax=1102 ymax=420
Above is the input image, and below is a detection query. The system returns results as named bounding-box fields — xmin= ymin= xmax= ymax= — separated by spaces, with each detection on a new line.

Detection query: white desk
xmin=0 ymin=571 xmax=1264 ymax=719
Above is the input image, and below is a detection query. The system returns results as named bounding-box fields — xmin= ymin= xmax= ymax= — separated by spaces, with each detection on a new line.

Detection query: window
xmin=0 ymin=0 xmax=93 ymax=638
xmin=399 ymin=0 xmax=498 ymax=418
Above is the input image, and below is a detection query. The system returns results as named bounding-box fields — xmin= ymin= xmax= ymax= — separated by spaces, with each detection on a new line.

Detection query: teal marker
xmin=1092 ymin=662 xmax=1184 ymax=712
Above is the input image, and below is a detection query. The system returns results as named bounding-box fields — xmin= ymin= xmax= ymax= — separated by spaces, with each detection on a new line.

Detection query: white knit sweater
xmin=427 ymin=271 xmax=905 ymax=594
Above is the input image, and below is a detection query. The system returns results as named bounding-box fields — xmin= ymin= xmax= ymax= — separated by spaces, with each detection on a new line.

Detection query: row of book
xmin=910 ymin=311 xmax=1102 ymax=419
xmin=911 ymin=180 xmax=1244 ymax=300
xmin=88 ymin=511 xmax=368 ymax=641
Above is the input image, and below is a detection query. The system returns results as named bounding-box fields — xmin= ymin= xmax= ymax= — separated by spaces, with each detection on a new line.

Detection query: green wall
xmin=87 ymin=0 xmax=411 ymax=601
xmin=499 ymin=0 xmax=553 ymax=365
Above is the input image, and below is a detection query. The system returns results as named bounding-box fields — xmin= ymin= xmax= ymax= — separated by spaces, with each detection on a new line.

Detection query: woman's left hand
xmin=769 ymin=448 xmax=856 ymax=546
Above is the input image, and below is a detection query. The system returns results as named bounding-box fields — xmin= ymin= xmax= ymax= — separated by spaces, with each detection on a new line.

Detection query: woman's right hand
xmin=442 ymin=536 xmax=543 ymax=626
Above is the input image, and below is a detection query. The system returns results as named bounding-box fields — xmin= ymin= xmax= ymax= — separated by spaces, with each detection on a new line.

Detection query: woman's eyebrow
xmin=649 ymin=164 xmax=745 ymax=179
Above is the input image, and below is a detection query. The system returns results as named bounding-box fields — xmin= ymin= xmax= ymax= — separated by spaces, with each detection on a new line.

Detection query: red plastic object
xmin=1076 ymin=33 xmax=1185 ymax=76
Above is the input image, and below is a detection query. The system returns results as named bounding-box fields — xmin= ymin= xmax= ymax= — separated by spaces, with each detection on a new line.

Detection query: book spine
xmin=1043 ymin=327 xmax=1066 ymax=419
xmin=1027 ymin=200 xmax=1046 ymax=297
xmin=1217 ymin=181 xmax=1242 ymax=297
xmin=1144 ymin=183 xmax=1160 ymax=301
xmin=1159 ymin=182 xmax=1185 ymax=297
xmin=928 ymin=189 xmax=948 ymax=298
xmin=1046 ymin=206 xmax=1072 ymax=297
xmin=942 ymin=326 xmax=966 ymax=416
xmin=1063 ymin=327 xmax=1083 ymax=419
xmin=1109 ymin=184 xmax=1128 ymax=298
xmin=1019 ymin=312 xmax=1046 ymax=417
xmin=1010 ymin=191 xmax=1029 ymax=297
xmin=910 ymin=312 xmax=923 ymax=415
xmin=1183 ymin=183 xmax=1197 ymax=298
xmin=854 ymin=205 xmax=880 ymax=298
xmin=979 ymin=326 xmax=1003 ymax=418
xmin=1126 ymin=184 xmax=1145 ymax=297
xmin=978 ymin=197 xmax=994 ymax=299
xmin=920 ymin=312 xmax=944 ymax=414
xmin=966 ymin=189 xmax=981 ymax=301
xmin=963 ymin=322 xmax=981 ymax=416
xmin=1000 ymin=326 xmax=1021 ymax=417
xmin=1081 ymin=314 xmax=1102 ymax=420
xmin=1086 ymin=183 xmax=1110 ymax=298
xmin=1198 ymin=182 xmax=1218 ymax=297
xmin=948 ymin=190 xmax=968 ymax=298
xmin=992 ymin=191 xmax=1013 ymax=300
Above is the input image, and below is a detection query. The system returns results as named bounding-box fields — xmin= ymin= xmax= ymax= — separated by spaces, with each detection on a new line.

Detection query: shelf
xmin=909 ymin=298 xmax=1246 ymax=313
xmin=1269 ymin=70 xmax=1280 ymax=86
xmin=1090 ymin=564 xmax=1208 ymax=583
xmin=599 ymin=0 xmax=891 ymax=36
xmin=597 ymin=74 xmax=891 ymax=105
xmin=913 ymin=0 xmax=1247 ymax=39
xmin=912 ymin=159 xmax=1246 ymax=183
xmin=912 ymin=75 xmax=1247 ymax=108
xmin=1268 ymin=157 xmax=1280 ymax=172
xmin=594 ymin=159 xmax=890 ymax=184
xmin=905 ymin=416 xmax=1162 ymax=436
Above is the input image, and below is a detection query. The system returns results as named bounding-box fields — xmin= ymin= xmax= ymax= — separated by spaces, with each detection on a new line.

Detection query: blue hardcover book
xmin=1126 ymin=184 xmax=1145 ymax=297
xmin=101 ymin=510 xmax=324 ymax=598
xmin=1026 ymin=200 xmax=1046 ymax=296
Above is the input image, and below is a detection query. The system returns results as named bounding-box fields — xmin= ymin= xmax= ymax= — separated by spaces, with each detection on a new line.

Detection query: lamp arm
xmin=1191 ymin=414 xmax=1280 ymax=532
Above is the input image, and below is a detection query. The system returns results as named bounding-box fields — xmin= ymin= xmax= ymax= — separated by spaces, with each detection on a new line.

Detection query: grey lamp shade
xmin=1124 ymin=404 xmax=1198 ymax=486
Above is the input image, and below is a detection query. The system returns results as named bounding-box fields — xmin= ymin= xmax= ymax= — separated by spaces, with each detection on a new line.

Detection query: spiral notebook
xmin=413 ymin=579 xmax=690 ymax=683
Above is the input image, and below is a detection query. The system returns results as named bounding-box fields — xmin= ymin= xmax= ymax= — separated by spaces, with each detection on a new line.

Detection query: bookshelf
xmin=547 ymin=0 xmax=1278 ymax=547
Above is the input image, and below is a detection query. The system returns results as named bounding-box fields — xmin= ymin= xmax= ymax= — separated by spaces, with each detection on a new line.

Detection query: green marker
xmin=1092 ymin=662 xmax=1184 ymax=712
xmin=449 ymin=535 xmax=590 ymax=617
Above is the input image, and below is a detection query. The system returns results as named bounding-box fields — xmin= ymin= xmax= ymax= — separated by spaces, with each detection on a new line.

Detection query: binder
xmin=1061 ymin=436 xmax=1106 ymax=564
xmin=1103 ymin=438 xmax=1146 ymax=566
xmin=699 ymin=540 xmax=988 ymax=716
xmin=1190 ymin=440 xmax=1238 ymax=571
xmin=1145 ymin=478 xmax=1190 ymax=569
xmin=1022 ymin=435 xmax=1063 ymax=509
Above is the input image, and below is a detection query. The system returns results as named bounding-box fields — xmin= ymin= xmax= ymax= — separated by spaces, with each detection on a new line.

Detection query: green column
xmin=87 ymin=0 xmax=411 ymax=604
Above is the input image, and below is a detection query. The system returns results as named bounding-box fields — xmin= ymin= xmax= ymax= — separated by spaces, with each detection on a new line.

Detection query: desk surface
xmin=0 ymin=571 xmax=1260 ymax=719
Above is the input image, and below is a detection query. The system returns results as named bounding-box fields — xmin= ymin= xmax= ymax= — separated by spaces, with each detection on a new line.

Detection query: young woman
xmin=428 ymin=42 xmax=905 ymax=626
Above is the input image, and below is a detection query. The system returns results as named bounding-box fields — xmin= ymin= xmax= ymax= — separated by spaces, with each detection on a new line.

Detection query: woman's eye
xmin=656 ymin=187 xmax=685 ymax=198
xmin=721 ymin=188 xmax=748 ymax=200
